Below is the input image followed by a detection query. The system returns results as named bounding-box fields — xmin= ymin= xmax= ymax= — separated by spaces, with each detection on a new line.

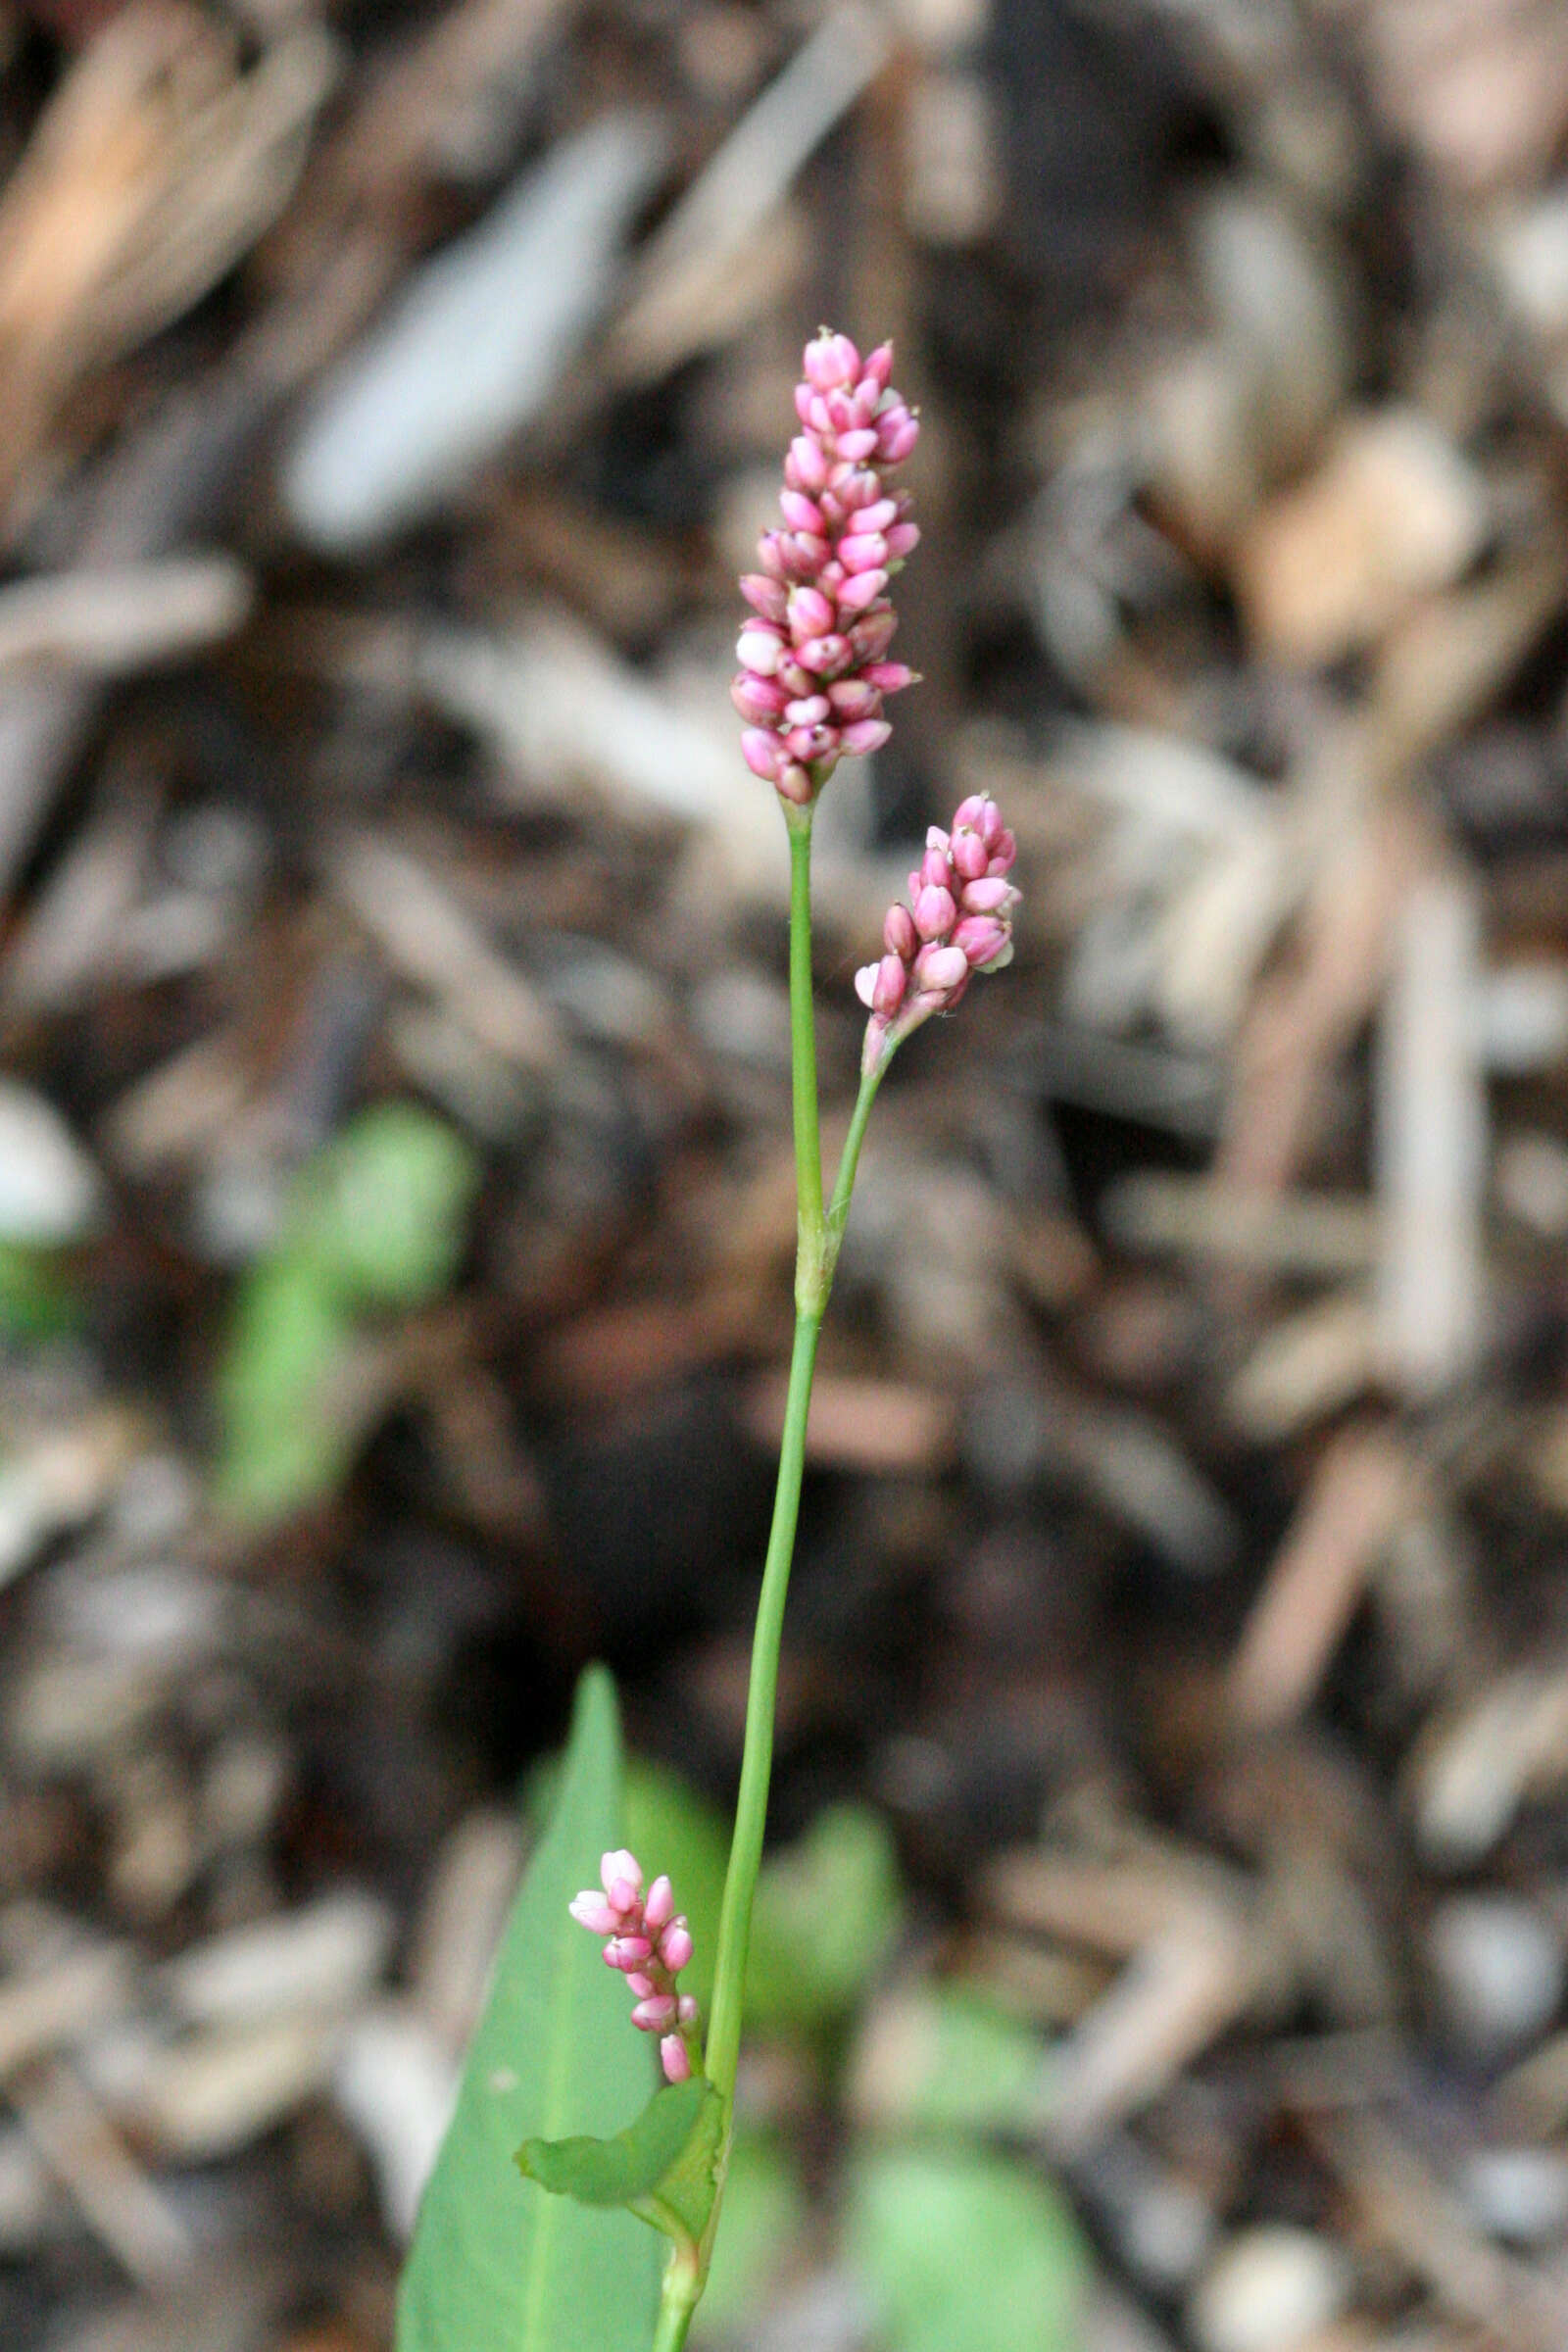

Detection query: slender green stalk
xmin=673 ymin=806 xmax=891 ymax=2352
xmin=825 ymin=1060 xmax=886 ymax=1260
xmin=653 ymin=2249 xmax=702 ymax=2352
xmin=705 ymin=1305 xmax=821 ymax=2101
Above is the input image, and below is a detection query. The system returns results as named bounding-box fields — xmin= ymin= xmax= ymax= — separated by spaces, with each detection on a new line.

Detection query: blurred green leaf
xmin=0 ymin=1241 xmax=83 ymax=1340
xmin=847 ymin=2144 xmax=1087 ymax=2352
xmin=692 ymin=2132 xmax=808 ymax=2342
xmin=299 ymin=1102 xmax=480 ymax=1308
xmin=397 ymin=1666 xmax=662 ymax=2352
xmin=747 ymin=1803 xmax=903 ymax=2034
xmin=623 ymin=1760 xmax=729 ymax=2015
xmin=216 ymin=1250 xmax=354 ymax=1522
xmin=849 ymin=1987 xmax=1052 ymax=2136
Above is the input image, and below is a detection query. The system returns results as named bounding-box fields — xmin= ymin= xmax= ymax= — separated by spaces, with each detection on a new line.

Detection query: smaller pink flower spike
xmin=569 ymin=1857 xmax=705 ymax=2082
xmin=857 ymin=793 xmax=1020 ymax=1075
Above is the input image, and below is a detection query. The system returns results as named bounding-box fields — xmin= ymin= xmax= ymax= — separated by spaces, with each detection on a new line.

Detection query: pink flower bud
xmin=605 ymin=1936 xmax=653 ymax=1968
xmin=884 ymin=904 xmax=917 ymax=957
xmin=953 ymin=794 xmax=991 ymax=833
xmin=797 ymin=633 xmax=852 ymax=675
xmin=992 ymin=829 xmax=1017 ymax=871
xmin=786 ymin=435 xmax=831 ymax=493
xmin=661 ymin=2035 xmax=691 ymax=2083
xmin=950 ymin=826 xmax=988 ymax=880
xmin=804 ymin=331 xmax=860 ymax=390
xmin=863 ymin=341 xmax=894 ymax=390
xmin=848 ymin=609 xmax=897 ymax=659
xmin=631 ymin=1994 xmax=678 ymax=2032
xmin=916 ymin=943 xmax=969 ymax=993
xmin=660 ymin=1923 xmax=695 ymax=1973
xmin=737 ymin=624 xmax=784 ymax=674
xmin=920 ymin=843 xmax=951 ymax=889
xmin=777 ymin=760 xmax=817 ymax=804
xmin=643 ymin=1877 xmax=675 ymax=1932
xmin=863 ymin=662 xmax=915 ymax=693
xmin=885 ymin=522 xmax=920 ymax=562
xmin=837 ymin=568 xmax=889 ymax=614
xmin=787 ymin=584 xmax=835 ymax=637
xmin=568 ymin=1894 xmax=620 ymax=1935
xmin=677 ymin=1995 xmax=699 ymax=2025
xmin=913 ymin=883 xmax=956 ymax=940
xmin=740 ymin=574 xmax=788 ymax=622
xmin=785 ymin=695 xmax=831 ymax=726
xmin=836 ymin=469 xmax=881 ymax=511
xmin=839 ymin=717 xmax=892 ymax=757
xmin=954 ymin=913 xmax=1009 ymax=967
xmin=780 ymin=489 xmax=825 ymax=534
xmin=741 ymin=729 xmax=784 ymax=781
xmin=601 ymin=1850 xmax=641 ymax=1891
xmin=732 ymin=674 xmax=789 ymax=724
xmin=876 ymin=409 xmax=919 ymax=465
xmin=856 ymin=498 xmax=899 ymax=535
xmin=836 ymin=426 xmax=879 ymax=462
xmin=626 ymin=1972 xmax=657 ymax=1998
xmin=960 ymin=876 xmax=1019 ymax=914
xmin=827 ymin=677 xmax=881 ymax=719
xmin=784 ymin=722 xmax=836 ymax=761
xmin=872 ymin=954 xmax=906 ymax=1014
xmin=839 ymin=532 xmax=889 ymax=574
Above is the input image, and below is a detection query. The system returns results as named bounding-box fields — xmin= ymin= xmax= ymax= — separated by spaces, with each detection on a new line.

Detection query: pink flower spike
xmin=661 ymin=2035 xmax=691 ymax=2084
xmin=858 ymin=792 xmax=1021 ymax=1072
xmin=733 ymin=328 xmax=920 ymax=807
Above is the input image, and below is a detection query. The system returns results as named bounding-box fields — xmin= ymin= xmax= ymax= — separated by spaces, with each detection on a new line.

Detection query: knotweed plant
xmin=396 ymin=333 xmax=1018 ymax=2352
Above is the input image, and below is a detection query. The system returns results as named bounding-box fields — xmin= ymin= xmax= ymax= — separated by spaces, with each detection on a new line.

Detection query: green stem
xmin=825 ymin=1060 xmax=886 ymax=1257
xmin=706 ymin=1306 xmax=821 ymax=2103
xmin=652 ymin=2247 xmax=701 ymax=2352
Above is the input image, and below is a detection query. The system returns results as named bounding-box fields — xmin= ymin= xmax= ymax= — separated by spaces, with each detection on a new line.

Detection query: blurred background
xmin=7 ymin=0 xmax=1568 ymax=2346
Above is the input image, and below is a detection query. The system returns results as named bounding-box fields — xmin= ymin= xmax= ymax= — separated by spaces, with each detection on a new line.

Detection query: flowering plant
xmin=397 ymin=333 xmax=1018 ymax=2352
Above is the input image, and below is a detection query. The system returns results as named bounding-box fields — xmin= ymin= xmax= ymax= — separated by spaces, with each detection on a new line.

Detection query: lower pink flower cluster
xmin=568 ymin=1849 xmax=700 ymax=2084
xmin=856 ymin=794 xmax=1020 ymax=1073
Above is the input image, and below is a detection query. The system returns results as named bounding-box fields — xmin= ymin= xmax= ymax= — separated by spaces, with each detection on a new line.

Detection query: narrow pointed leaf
xmin=396 ymin=1667 xmax=662 ymax=2352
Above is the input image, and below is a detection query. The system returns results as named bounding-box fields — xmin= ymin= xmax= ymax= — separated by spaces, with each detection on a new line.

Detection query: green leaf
xmin=215 ymin=1251 xmax=355 ymax=1522
xmin=623 ymin=1761 xmax=729 ymax=2015
xmin=746 ymin=1803 xmax=904 ymax=2034
xmin=848 ymin=1987 xmax=1053 ymax=2136
xmin=517 ymin=2076 xmax=715 ymax=2212
xmin=847 ymin=2144 xmax=1087 ymax=2352
xmin=396 ymin=1668 xmax=662 ymax=2352
xmin=691 ymin=2132 xmax=807 ymax=2342
xmin=298 ymin=1102 xmax=481 ymax=1308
